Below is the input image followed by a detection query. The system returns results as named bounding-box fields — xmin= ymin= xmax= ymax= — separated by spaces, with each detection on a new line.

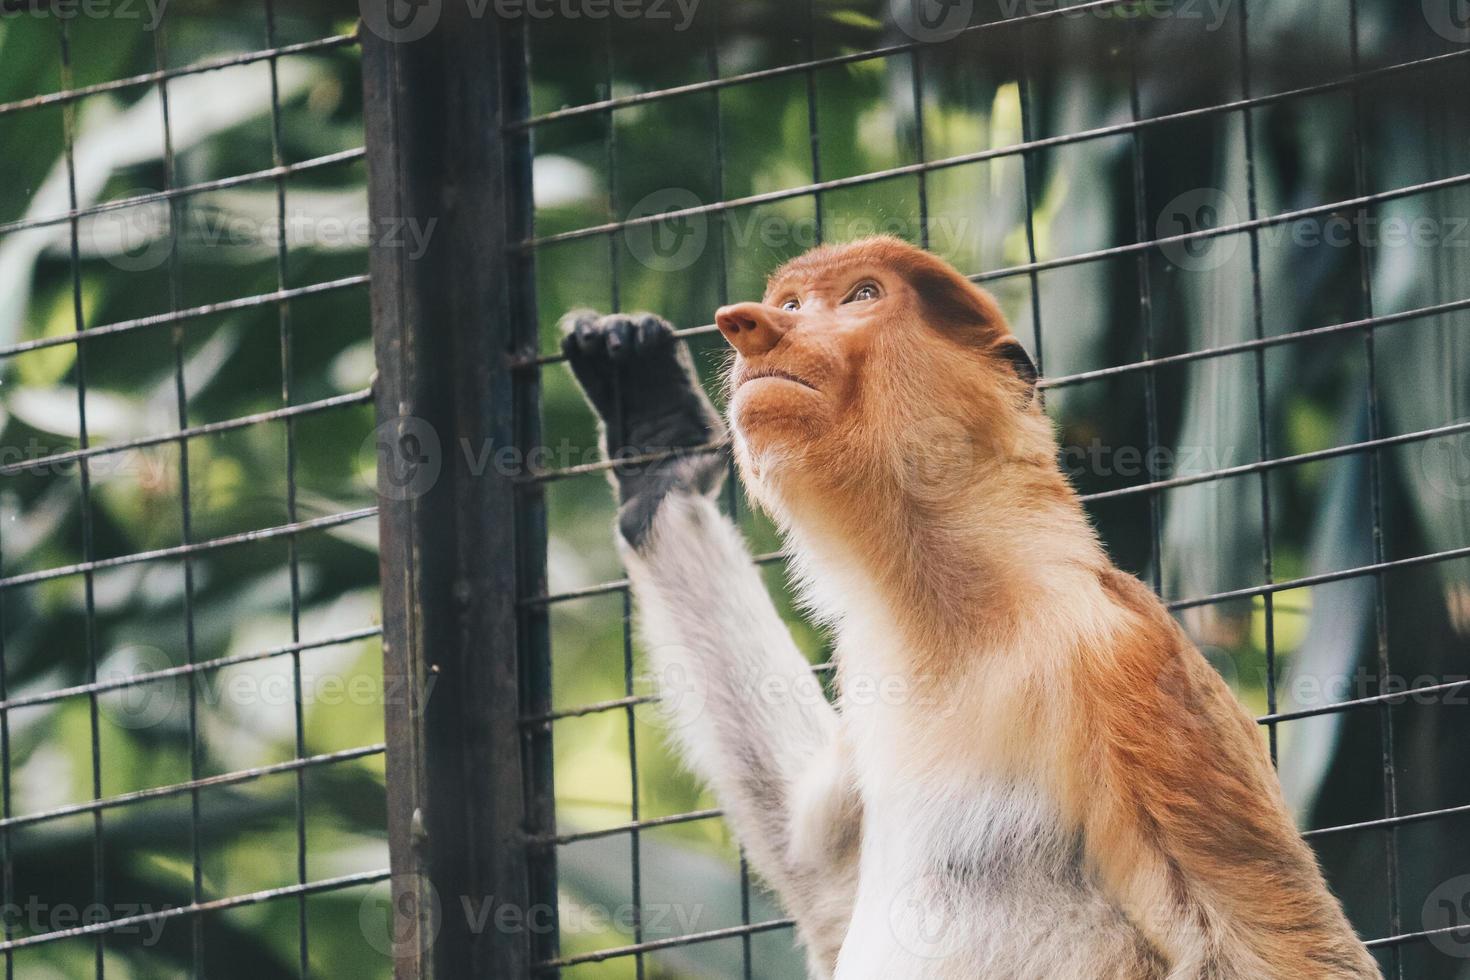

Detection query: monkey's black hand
xmin=560 ymin=310 xmax=729 ymax=548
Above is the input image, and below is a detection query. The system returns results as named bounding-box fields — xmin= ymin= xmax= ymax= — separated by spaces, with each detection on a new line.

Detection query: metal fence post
xmin=361 ymin=4 xmax=547 ymax=977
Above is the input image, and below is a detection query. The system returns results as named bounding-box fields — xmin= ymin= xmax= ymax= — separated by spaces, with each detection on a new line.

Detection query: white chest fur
xmin=832 ymin=771 xmax=1149 ymax=980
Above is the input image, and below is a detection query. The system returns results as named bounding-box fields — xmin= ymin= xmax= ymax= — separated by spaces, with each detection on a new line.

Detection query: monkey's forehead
xmin=763 ymin=235 xmax=922 ymax=299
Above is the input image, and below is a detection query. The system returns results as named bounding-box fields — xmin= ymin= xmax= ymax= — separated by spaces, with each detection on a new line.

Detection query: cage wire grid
xmin=506 ymin=1 xmax=1470 ymax=978
xmin=0 ymin=0 xmax=1468 ymax=978
xmin=0 ymin=4 xmax=386 ymax=978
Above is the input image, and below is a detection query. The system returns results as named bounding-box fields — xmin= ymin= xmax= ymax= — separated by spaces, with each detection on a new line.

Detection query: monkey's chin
xmin=730 ymin=382 xmax=825 ymax=453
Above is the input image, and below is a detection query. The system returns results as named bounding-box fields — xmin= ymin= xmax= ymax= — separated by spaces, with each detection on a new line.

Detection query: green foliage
xmin=2 ymin=1 xmax=1468 ymax=977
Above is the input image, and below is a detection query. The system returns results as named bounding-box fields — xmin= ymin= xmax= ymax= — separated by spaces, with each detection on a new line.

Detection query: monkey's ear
xmin=991 ymin=338 xmax=1038 ymax=399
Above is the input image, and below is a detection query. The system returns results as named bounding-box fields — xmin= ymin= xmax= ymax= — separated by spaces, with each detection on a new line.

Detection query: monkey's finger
xmin=558 ymin=308 xmax=602 ymax=335
xmin=558 ymin=308 xmax=603 ymax=350
xmin=560 ymin=328 xmax=581 ymax=361
xmin=556 ymin=308 xmax=609 ymax=359
xmin=603 ymin=315 xmax=636 ymax=364
xmin=632 ymin=313 xmax=674 ymax=352
xmin=571 ymin=317 xmax=608 ymax=357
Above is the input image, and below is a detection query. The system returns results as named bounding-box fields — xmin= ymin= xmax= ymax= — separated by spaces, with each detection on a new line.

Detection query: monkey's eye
xmin=844 ymin=282 xmax=880 ymax=304
xmin=780 ymin=298 xmax=801 ymax=311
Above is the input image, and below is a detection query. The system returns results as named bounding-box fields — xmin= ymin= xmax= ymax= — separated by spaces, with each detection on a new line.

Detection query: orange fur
xmin=716 ymin=236 xmax=1378 ymax=977
xmin=1074 ymin=570 xmax=1378 ymax=976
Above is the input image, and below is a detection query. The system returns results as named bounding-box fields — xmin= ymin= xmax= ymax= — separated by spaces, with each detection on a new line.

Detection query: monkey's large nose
xmin=716 ymin=302 xmax=788 ymax=356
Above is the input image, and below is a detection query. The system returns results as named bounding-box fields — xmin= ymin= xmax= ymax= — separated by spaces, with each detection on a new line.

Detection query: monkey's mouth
xmin=738 ymin=367 xmax=818 ymax=392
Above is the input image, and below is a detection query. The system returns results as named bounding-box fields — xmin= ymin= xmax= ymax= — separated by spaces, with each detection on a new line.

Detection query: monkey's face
xmin=715 ymin=237 xmax=1039 ymax=503
xmin=715 ymin=259 xmax=884 ymax=454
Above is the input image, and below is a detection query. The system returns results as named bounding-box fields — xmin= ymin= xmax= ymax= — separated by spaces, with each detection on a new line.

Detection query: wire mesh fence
xmin=0 ymin=3 xmax=387 ymax=977
xmin=504 ymin=1 xmax=1470 ymax=978
xmin=3 ymin=0 xmax=1470 ymax=978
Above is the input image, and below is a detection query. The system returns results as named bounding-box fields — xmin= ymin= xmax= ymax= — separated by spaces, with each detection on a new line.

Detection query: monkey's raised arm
xmin=560 ymin=312 xmax=860 ymax=974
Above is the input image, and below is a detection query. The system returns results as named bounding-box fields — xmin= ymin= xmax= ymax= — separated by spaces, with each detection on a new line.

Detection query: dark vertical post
xmin=361 ymin=4 xmax=543 ymax=978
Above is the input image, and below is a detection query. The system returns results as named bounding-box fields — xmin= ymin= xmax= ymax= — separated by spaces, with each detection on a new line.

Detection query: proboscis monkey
xmin=560 ymin=236 xmax=1378 ymax=979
